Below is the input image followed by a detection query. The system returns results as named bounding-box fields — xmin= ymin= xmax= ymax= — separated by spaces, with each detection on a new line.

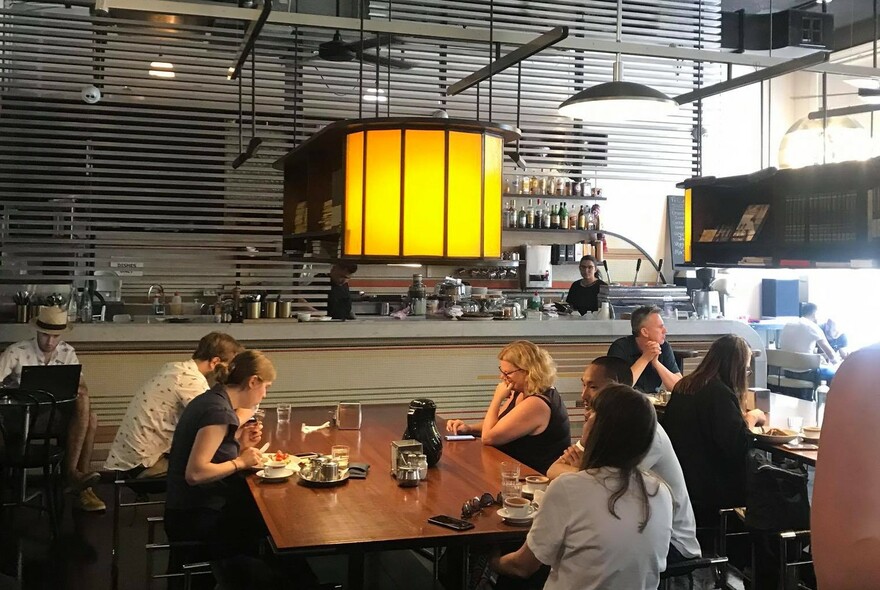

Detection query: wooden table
xmin=247 ymin=404 xmax=538 ymax=589
xmin=756 ymin=392 xmax=820 ymax=466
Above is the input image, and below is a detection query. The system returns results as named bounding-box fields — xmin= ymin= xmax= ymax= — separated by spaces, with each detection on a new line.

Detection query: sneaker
xmin=77 ymin=488 xmax=106 ymax=512
xmin=65 ymin=471 xmax=101 ymax=494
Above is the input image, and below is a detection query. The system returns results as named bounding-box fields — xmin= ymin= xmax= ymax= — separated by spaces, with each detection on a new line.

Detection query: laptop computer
xmin=19 ymin=364 xmax=82 ymax=401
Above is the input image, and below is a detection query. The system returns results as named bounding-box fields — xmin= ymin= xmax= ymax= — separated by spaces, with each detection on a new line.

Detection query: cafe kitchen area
xmin=1 ymin=0 xmax=879 ymax=588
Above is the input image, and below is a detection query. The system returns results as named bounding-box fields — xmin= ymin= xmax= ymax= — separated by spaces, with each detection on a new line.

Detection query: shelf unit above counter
xmin=502 ymin=193 xmax=607 ymax=201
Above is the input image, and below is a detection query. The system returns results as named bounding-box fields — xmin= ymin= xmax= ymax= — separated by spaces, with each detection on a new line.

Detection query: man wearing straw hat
xmin=0 ymin=306 xmax=105 ymax=512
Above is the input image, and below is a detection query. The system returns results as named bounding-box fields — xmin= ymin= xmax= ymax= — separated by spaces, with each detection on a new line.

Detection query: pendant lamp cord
xmin=488 ymin=0 xmax=494 ymax=121
xmin=293 ymin=0 xmax=299 ymax=147
xmin=613 ymin=0 xmax=622 ymax=81
xmin=251 ymin=46 xmax=257 ymax=139
xmin=358 ymin=0 xmax=364 ymax=118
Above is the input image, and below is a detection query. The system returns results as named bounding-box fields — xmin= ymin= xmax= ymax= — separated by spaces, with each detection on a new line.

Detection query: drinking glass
xmin=252 ymin=408 xmax=266 ymax=426
xmin=276 ymin=403 xmax=291 ymax=423
xmin=500 ymin=461 xmax=522 ymax=500
xmin=331 ymin=445 xmax=350 ymax=470
xmin=787 ymin=416 xmax=804 ymax=434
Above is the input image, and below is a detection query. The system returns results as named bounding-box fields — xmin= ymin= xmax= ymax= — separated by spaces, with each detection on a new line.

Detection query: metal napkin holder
xmin=390 ymin=440 xmax=423 ymax=477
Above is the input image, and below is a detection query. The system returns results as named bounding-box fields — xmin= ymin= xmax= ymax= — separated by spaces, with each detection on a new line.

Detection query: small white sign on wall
xmin=110 ymin=260 xmax=144 ymax=276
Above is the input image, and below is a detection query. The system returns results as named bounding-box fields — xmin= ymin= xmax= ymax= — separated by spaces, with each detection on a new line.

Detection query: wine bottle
xmin=517 ymin=204 xmax=528 ymax=229
xmin=534 ymin=199 xmax=543 ymax=229
xmin=560 ymin=202 xmax=569 ymax=230
xmin=577 ymin=205 xmax=586 ymax=230
xmin=550 ymin=203 xmax=559 ymax=229
xmin=526 ymin=199 xmax=535 ymax=229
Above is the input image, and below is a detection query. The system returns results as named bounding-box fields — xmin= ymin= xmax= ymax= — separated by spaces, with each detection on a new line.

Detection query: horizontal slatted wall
xmin=0 ymin=0 xmax=719 ymax=303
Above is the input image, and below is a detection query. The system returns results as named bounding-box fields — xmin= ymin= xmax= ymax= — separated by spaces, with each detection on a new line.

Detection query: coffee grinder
xmin=692 ymin=268 xmax=721 ymax=319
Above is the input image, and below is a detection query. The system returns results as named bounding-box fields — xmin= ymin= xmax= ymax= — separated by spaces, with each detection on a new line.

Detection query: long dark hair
xmin=674 ymin=334 xmax=750 ymax=399
xmin=580 ymin=384 xmax=658 ymax=532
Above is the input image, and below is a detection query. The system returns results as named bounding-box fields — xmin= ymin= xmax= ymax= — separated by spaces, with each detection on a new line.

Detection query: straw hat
xmin=33 ymin=306 xmax=71 ymax=335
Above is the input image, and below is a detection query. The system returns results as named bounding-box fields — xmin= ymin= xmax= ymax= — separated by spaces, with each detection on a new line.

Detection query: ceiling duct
xmin=721 ymin=9 xmax=833 ymax=57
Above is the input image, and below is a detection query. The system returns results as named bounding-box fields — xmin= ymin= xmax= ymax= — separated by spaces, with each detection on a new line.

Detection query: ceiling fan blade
xmin=358 ymin=51 xmax=414 ymax=71
xmin=347 ymin=34 xmax=400 ymax=52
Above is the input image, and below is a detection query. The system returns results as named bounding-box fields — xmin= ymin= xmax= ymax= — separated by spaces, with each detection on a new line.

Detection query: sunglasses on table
xmin=461 ymin=492 xmax=503 ymax=519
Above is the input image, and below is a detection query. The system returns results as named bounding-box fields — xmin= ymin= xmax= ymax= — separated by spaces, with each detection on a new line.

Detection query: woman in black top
xmin=445 ymin=340 xmax=570 ymax=474
xmin=566 ymin=255 xmax=607 ymax=315
xmin=661 ymin=335 xmax=766 ymax=528
xmin=165 ymin=350 xmax=275 ymax=556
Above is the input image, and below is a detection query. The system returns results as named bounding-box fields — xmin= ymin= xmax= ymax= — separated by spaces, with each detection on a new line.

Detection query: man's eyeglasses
xmin=499 ymin=367 xmax=524 ymax=379
xmin=461 ymin=492 xmax=503 ymax=519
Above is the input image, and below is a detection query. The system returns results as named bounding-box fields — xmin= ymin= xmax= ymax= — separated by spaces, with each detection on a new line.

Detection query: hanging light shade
xmin=276 ymin=118 xmax=520 ymax=263
xmin=778 ymin=116 xmax=872 ymax=169
xmin=559 ymin=60 xmax=678 ymax=123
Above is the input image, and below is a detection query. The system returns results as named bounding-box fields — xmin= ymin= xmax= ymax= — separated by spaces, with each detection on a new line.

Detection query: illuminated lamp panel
xmin=403 ymin=130 xmax=445 ymax=257
xmin=363 ymin=130 xmax=402 ymax=256
xmin=446 ymin=131 xmax=483 ymax=258
xmin=344 ymin=132 xmax=365 ymax=256
xmin=482 ymin=134 xmax=503 ymax=258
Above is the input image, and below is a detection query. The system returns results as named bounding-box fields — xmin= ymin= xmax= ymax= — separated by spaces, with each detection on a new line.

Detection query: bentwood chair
xmin=659 ymin=555 xmax=728 ymax=590
xmin=0 ymin=389 xmax=68 ymax=537
xmin=766 ymin=350 xmax=822 ymax=402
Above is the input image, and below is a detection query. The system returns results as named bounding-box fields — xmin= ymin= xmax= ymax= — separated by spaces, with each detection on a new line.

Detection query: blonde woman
xmin=447 ymin=340 xmax=570 ymax=473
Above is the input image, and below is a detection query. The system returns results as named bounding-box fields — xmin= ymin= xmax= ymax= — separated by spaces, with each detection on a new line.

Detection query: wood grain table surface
xmin=247 ymin=404 xmax=539 ymax=555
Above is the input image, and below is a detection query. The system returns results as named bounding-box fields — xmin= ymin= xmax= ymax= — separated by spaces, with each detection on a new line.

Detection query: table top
xmin=759 ymin=392 xmax=820 ymax=466
xmin=247 ymin=404 xmax=539 ymax=553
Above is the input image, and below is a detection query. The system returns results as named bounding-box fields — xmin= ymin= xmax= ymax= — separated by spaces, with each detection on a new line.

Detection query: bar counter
xmin=1 ymin=317 xmax=764 ymax=462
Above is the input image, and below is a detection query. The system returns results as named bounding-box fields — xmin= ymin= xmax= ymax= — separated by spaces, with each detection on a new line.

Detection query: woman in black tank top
xmin=445 ymin=340 xmax=570 ymax=474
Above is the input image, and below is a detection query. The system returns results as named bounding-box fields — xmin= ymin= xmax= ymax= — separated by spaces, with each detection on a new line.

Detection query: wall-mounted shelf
xmin=504 ymin=228 xmax=601 ymax=238
xmin=503 ymin=193 xmax=607 ymax=201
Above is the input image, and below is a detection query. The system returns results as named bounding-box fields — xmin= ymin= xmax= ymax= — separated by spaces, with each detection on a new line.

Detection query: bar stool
xmin=111 ymin=473 xmax=167 ymax=590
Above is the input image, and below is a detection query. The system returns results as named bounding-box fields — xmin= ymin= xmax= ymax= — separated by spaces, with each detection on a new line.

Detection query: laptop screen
xmin=19 ymin=364 xmax=82 ymax=401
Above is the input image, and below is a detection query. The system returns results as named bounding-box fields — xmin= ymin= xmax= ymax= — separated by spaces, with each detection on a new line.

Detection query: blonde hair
xmin=498 ymin=340 xmax=557 ymax=395
xmin=222 ymin=350 xmax=276 ymax=387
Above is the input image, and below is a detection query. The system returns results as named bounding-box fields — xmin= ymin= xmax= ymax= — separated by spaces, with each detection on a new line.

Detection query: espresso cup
xmin=503 ymin=496 xmax=531 ymax=518
xmin=264 ymin=460 xmax=287 ymax=476
xmin=524 ymin=475 xmax=550 ymax=492
xmin=297 ymin=312 xmax=311 ymax=322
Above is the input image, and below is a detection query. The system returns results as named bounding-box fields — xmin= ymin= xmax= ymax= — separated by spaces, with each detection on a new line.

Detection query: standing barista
xmin=326 ymin=261 xmax=358 ymax=320
xmin=565 ymin=255 xmax=607 ymax=315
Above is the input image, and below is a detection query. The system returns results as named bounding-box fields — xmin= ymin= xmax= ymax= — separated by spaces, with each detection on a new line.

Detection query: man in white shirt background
xmin=0 ymin=306 xmax=104 ymax=512
xmin=104 ymin=332 xmax=244 ymax=479
xmin=779 ymin=302 xmax=839 ymax=380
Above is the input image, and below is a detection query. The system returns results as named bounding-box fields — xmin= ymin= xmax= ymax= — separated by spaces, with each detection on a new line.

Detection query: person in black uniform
xmin=565 ymin=255 xmax=607 ymax=315
xmin=326 ymin=261 xmax=358 ymax=320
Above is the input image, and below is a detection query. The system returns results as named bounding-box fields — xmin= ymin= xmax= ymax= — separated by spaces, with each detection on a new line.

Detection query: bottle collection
xmin=504 ymin=199 xmax=602 ymax=231
xmin=504 ymin=175 xmax=603 ymax=199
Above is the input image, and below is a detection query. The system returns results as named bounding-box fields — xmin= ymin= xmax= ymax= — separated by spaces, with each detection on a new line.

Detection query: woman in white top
xmin=490 ymin=384 xmax=673 ymax=590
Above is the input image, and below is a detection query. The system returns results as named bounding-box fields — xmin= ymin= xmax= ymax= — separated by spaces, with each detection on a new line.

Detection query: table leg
xmin=347 ymin=551 xmax=365 ymax=590
xmin=444 ymin=545 xmax=470 ymax=590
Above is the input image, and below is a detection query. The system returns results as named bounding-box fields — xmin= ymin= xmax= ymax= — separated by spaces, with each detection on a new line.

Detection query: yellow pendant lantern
xmin=277 ymin=118 xmax=519 ymax=263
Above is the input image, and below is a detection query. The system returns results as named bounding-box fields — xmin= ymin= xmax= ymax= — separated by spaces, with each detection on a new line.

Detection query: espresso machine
xmin=692 ymin=268 xmax=721 ymax=319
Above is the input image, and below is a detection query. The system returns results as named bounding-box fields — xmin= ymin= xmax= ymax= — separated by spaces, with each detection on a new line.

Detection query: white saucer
xmin=256 ymin=468 xmax=294 ymax=482
xmin=497 ymin=506 xmax=537 ymax=525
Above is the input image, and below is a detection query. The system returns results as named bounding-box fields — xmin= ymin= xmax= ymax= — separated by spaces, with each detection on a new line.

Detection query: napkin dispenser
xmin=390 ymin=440 xmax=422 ymax=477
xmin=336 ymin=402 xmax=362 ymax=430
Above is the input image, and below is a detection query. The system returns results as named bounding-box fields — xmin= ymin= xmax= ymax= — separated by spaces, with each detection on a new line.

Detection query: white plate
xmin=459 ymin=315 xmax=495 ymax=321
xmin=497 ymin=506 xmax=537 ymax=525
xmin=256 ymin=468 xmax=294 ymax=482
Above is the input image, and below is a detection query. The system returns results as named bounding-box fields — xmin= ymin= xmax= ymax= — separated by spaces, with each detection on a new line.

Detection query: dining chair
xmin=659 ymin=555 xmax=728 ymax=590
xmin=111 ymin=474 xmax=167 ymax=590
xmin=0 ymin=388 xmax=68 ymax=537
xmin=766 ymin=349 xmax=822 ymax=402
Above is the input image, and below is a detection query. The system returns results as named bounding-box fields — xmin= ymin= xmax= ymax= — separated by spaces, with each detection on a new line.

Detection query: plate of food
xmin=261 ymin=450 xmax=317 ymax=473
xmin=750 ymin=427 xmax=799 ymax=444
xmin=460 ymin=313 xmax=495 ymax=321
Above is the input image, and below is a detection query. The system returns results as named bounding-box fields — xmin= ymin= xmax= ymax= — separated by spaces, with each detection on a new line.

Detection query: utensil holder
xmin=246 ymin=301 xmax=261 ymax=319
xmin=16 ymin=305 xmax=28 ymax=323
xmin=278 ymin=301 xmax=292 ymax=318
xmin=265 ymin=301 xmax=277 ymax=319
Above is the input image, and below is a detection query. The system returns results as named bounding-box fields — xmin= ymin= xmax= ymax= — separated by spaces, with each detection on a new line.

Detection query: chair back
xmin=766 ymin=350 xmax=822 ymax=394
xmin=0 ymin=389 xmax=56 ymax=463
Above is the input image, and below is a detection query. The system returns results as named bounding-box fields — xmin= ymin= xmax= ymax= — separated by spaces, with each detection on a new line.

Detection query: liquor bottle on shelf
xmin=526 ymin=199 xmax=535 ymax=229
xmin=504 ymin=201 xmax=515 ymax=229
xmin=529 ymin=175 xmax=539 ymax=195
xmin=511 ymin=176 xmax=520 ymax=195
xmin=504 ymin=177 xmax=511 ymax=194
xmin=559 ymin=202 xmax=569 ymax=230
xmin=550 ymin=203 xmax=560 ymax=229
xmin=569 ymin=206 xmax=578 ymax=230
xmin=591 ymin=204 xmax=601 ymax=231
xmin=554 ymin=177 xmax=564 ymax=196
xmin=577 ymin=205 xmax=586 ymax=230
xmin=534 ymin=199 xmax=543 ymax=229
xmin=542 ymin=201 xmax=551 ymax=229
xmin=586 ymin=206 xmax=596 ymax=231
xmin=517 ymin=204 xmax=528 ymax=229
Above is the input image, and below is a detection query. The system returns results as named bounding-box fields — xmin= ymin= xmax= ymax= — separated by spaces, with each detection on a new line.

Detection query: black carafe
xmin=402 ymin=398 xmax=443 ymax=467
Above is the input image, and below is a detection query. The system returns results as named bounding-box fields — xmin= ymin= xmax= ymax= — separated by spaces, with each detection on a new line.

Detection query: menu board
xmin=667 ymin=194 xmax=686 ymax=269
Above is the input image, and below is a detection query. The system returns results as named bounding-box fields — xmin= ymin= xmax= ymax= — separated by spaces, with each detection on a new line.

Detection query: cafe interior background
xmin=0 ymin=0 xmax=878 ymax=350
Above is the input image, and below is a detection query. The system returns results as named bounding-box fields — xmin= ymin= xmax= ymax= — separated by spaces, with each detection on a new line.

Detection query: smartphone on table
xmin=427 ymin=515 xmax=475 ymax=531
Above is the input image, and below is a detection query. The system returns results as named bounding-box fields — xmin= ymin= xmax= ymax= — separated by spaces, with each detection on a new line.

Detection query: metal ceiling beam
xmin=446 ymin=26 xmax=569 ymax=96
xmin=674 ymin=51 xmax=830 ymax=105
xmin=808 ymin=104 xmax=880 ymax=119
xmin=98 ymin=0 xmax=880 ymax=80
xmin=227 ymin=0 xmax=273 ymax=81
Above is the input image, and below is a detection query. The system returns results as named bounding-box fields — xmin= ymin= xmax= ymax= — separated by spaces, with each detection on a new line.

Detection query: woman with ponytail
xmin=490 ymin=385 xmax=673 ymax=590
xmin=164 ymin=349 xmax=276 ymax=555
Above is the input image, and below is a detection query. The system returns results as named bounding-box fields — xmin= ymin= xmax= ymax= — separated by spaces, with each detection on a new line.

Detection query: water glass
xmin=276 ymin=403 xmax=292 ymax=423
xmin=331 ymin=444 xmax=350 ymax=470
xmin=252 ymin=408 xmax=266 ymax=426
xmin=787 ymin=416 xmax=804 ymax=434
xmin=500 ymin=461 xmax=522 ymax=500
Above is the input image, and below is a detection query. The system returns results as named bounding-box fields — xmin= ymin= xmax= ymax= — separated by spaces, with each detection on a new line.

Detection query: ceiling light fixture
xmin=778 ymin=116 xmax=870 ymax=169
xmin=362 ymin=88 xmax=387 ymax=103
xmin=558 ymin=2 xmax=677 ymax=123
xmin=148 ymin=60 xmax=174 ymax=78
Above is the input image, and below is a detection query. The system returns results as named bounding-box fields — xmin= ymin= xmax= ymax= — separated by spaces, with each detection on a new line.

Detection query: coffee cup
xmin=264 ymin=460 xmax=288 ymax=476
xmin=503 ymin=496 xmax=531 ymax=518
xmin=524 ymin=475 xmax=550 ymax=492
xmin=297 ymin=312 xmax=311 ymax=322
xmin=802 ymin=426 xmax=821 ymax=438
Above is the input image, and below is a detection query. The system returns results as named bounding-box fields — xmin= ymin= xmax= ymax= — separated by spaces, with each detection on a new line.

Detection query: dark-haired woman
xmin=565 ymin=255 xmax=607 ymax=315
xmin=164 ymin=349 xmax=275 ymax=556
xmin=661 ymin=334 xmax=766 ymax=528
xmin=490 ymin=385 xmax=673 ymax=590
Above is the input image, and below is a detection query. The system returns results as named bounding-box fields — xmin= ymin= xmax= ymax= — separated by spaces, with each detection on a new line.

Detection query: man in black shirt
xmin=608 ymin=305 xmax=682 ymax=393
xmin=326 ymin=261 xmax=358 ymax=320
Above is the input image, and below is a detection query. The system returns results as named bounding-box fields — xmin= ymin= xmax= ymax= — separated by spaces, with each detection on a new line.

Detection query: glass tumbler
xmin=331 ymin=444 xmax=350 ymax=470
xmin=276 ymin=403 xmax=292 ymax=423
xmin=500 ymin=461 xmax=522 ymax=500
